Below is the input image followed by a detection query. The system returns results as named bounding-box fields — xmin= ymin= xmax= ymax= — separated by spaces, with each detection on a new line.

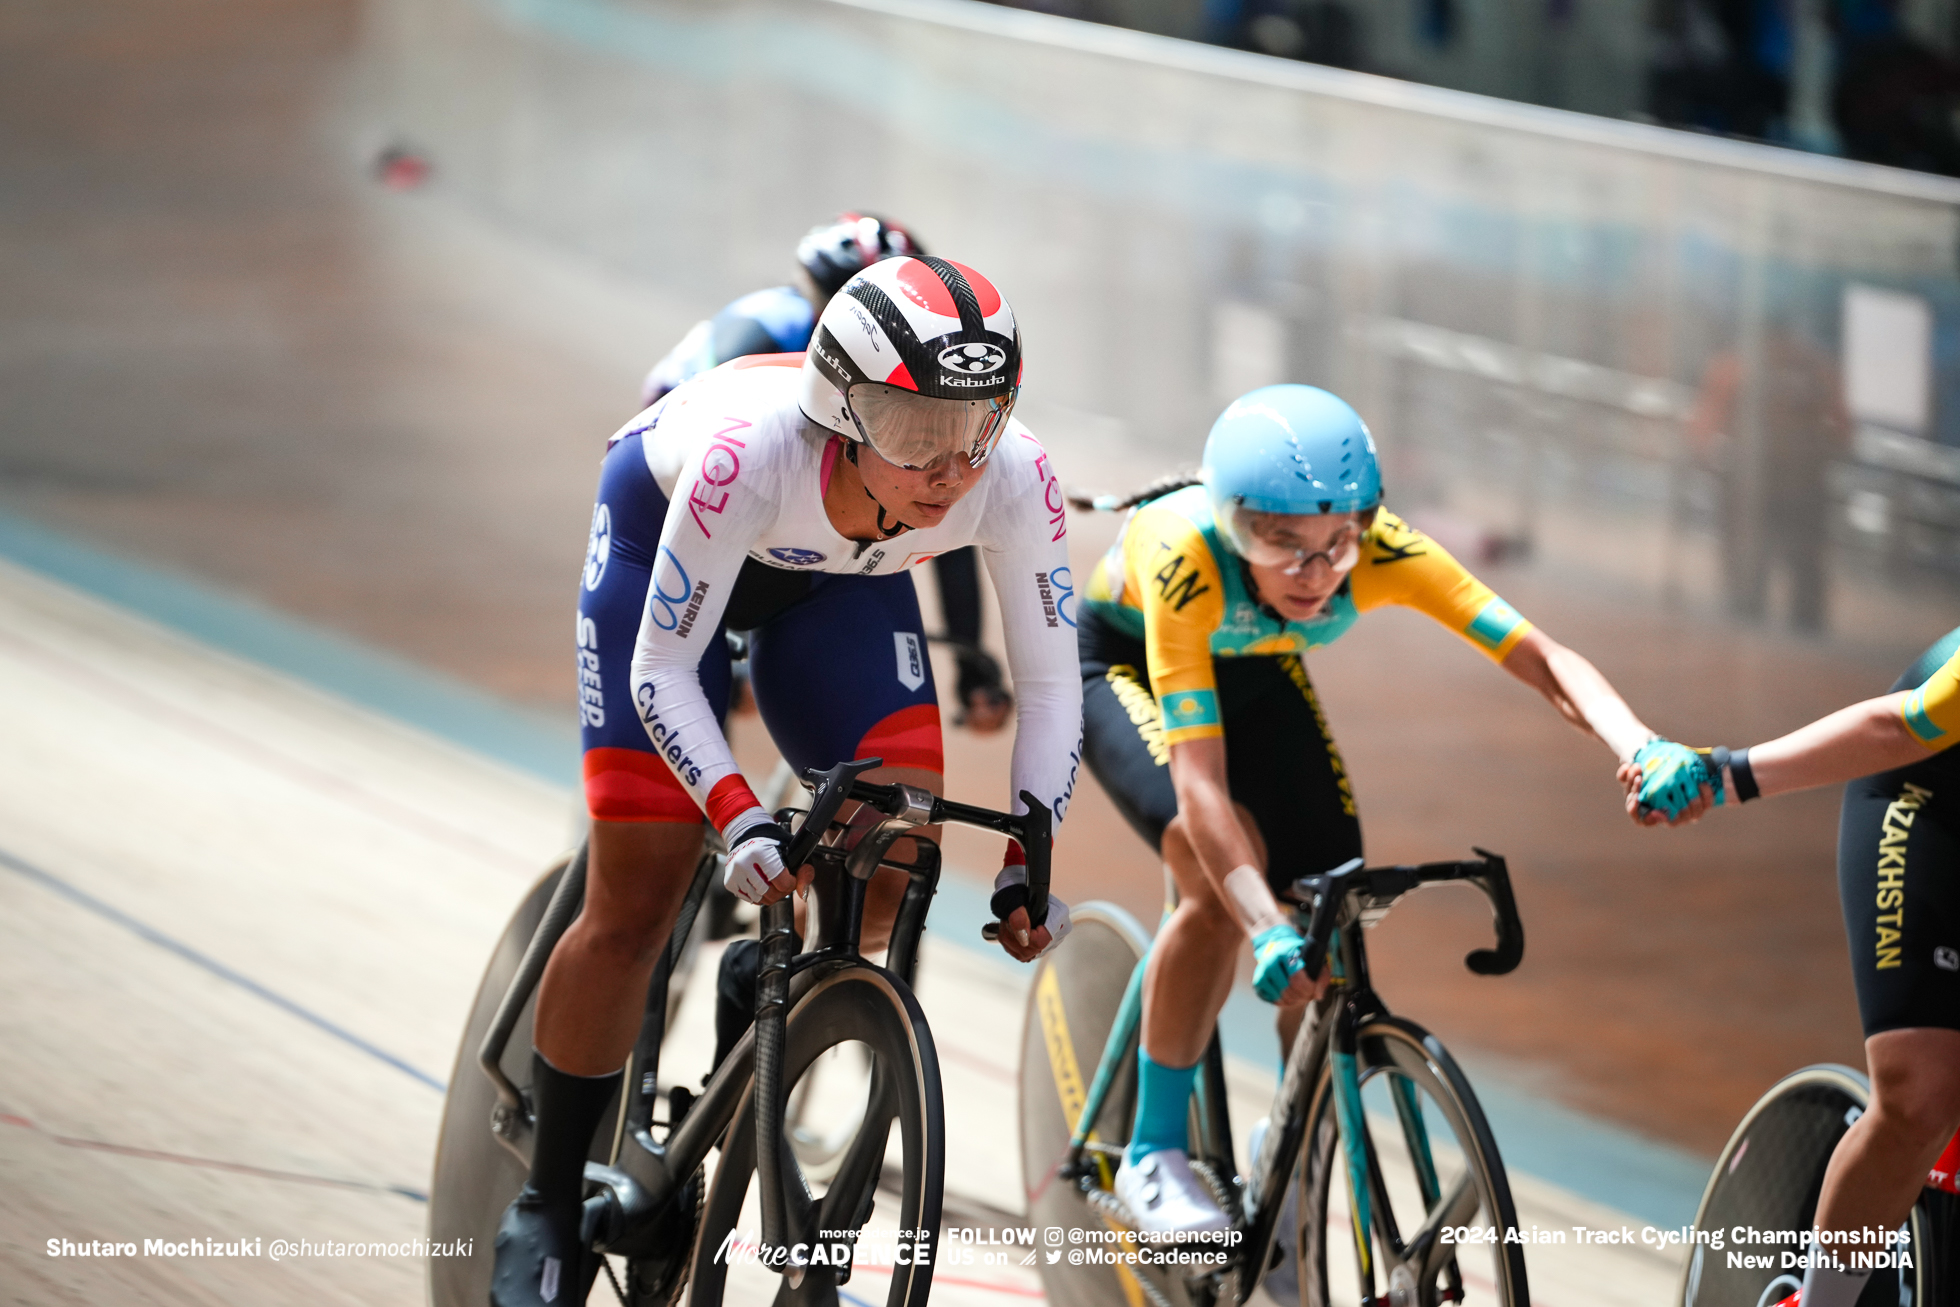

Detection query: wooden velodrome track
xmin=0 ymin=556 xmax=1679 ymax=1303
xmin=0 ymin=0 xmax=1937 ymax=1300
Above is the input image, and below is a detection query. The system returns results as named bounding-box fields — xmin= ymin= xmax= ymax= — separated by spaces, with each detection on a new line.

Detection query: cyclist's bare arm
xmin=1736 ymin=692 xmax=1926 ymax=796
xmin=1166 ymin=738 xmax=1317 ymax=1004
xmin=1499 ymin=627 xmax=1661 ymax=763
xmin=1167 ymin=738 xmax=1261 ymax=886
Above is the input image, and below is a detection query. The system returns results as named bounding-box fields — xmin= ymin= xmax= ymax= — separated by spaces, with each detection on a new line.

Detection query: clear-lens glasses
xmin=845 ymin=382 xmax=1012 ymax=471
xmin=1228 ymin=512 xmax=1366 ymax=575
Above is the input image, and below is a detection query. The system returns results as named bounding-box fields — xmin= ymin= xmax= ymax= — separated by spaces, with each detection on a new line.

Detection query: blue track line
xmin=0 ymin=844 xmax=447 ymax=1094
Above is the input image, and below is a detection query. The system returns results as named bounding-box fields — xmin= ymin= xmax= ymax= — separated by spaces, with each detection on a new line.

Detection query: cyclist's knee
xmin=578 ymin=818 xmax=705 ymax=959
xmin=558 ymin=906 xmax=666 ymax=971
xmin=1867 ymin=1028 xmax=1960 ymax=1143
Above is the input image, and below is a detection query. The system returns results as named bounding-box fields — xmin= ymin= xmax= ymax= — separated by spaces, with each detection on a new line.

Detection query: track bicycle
xmin=1680 ymin=1064 xmax=1960 ymax=1307
xmin=1020 ymin=852 xmax=1530 ymax=1307
xmin=427 ymin=757 xmax=1055 ymax=1307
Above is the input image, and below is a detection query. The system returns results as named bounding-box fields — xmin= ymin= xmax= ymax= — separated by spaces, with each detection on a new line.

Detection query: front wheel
xmin=1295 ymin=1016 xmax=1529 ymax=1307
xmin=1017 ymin=903 xmax=1153 ymax=1307
xmin=688 ymin=966 xmax=944 ymax=1307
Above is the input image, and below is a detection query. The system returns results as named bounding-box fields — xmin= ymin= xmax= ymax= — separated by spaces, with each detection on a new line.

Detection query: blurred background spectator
xmin=984 ymin=0 xmax=1960 ymax=175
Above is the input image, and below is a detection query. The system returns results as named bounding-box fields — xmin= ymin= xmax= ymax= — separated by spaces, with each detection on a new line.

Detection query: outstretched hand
xmin=1616 ymin=758 xmax=1716 ymax=827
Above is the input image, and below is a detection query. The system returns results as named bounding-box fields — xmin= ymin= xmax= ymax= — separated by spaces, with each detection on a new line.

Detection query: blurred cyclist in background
xmin=641 ymin=212 xmax=1011 ymax=730
xmin=1072 ymin=384 xmax=1699 ymax=1236
xmin=1623 ymin=632 xmax=1960 ymax=1307
xmin=492 ymin=255 xmax=1081 ymax=1306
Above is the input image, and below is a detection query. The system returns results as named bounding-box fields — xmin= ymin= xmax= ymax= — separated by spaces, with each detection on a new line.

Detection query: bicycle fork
xmin=1325 ymin=934 xmax=1456 ymax=1307
xmin=1063 ymin=952 xmax=1148 ymax=1181
xmin=1325 ymin=934 xmax=1388 ymax=1305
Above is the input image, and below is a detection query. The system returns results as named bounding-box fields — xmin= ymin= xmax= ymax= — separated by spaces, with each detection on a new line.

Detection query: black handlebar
xmin=1289 ymin=848 xmax=1524 ymax=980
xmin=789 ymin=759 xmax=1053 ymax=932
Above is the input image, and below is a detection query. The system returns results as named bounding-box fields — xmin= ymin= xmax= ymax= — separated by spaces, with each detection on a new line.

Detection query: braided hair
xmin=1065 ymin=471 xmax=1203 ymax=514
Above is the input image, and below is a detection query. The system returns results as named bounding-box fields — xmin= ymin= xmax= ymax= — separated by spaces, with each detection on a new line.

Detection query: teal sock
xmin=1125 ymin=1049 xmax=1198 ymax=1166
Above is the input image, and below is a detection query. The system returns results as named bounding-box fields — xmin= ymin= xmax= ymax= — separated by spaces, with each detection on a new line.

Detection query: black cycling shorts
xmin=1838 ymin=638 xmax=1960 ymax=1037
xmin=1079 ymin=609 xmax=1362 ymax=899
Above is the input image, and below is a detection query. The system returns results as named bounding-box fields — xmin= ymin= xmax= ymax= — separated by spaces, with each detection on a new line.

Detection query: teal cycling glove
xmin=1633 ymin=737 xmax=1723 ymax=820
xmin=1251 ymin=923 xmax=1308 ymax=1003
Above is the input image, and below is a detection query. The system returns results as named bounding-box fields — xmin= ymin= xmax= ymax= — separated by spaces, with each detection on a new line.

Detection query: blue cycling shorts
xmin=577 ymin=431 xmax=943 ymax=822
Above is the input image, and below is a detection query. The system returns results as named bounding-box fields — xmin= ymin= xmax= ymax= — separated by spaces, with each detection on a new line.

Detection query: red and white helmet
xmin=799 ymin=256 xmax=1022 ymax=470
xmin=795 ymin=212 xmax=925 ymax=297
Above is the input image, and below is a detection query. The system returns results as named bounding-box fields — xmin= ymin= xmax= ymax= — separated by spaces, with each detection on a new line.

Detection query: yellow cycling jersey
xmin=1902 ymin=642 xmax=1960 ymax=748
xmin=1082 ymin=486 xmax=1534 ymax=745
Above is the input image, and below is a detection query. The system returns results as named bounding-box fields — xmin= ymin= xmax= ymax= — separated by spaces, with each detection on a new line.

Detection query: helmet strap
xmin=843 ymin=439 xmax=913 ymax=539
xmin=1238 ymin=556 xmax=1287 ymax=629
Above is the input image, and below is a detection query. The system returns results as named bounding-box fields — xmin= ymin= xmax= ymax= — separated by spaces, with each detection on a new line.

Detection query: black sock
xmin=525 ymin=1050 xmax=620 ymax=1215
xmin=712 ymin=937 xmax=763 ymax=1073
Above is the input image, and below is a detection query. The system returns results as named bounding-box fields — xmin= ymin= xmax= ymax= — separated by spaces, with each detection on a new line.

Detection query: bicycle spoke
xmin=815 ymin=1059 xmax=899 ymax=1234
xmin=1402 ymin=1169 xmax=1478 ymax=1284
xmin=1362 ymin=1114 xmax=1407 ymax=1249
xmin=1303 ymin=1019 xmax=1528 ymax=1306
xmin=762 ymin=1122 xmax=832 ymax=1283
xmin=694 ymin=967 xmax=942 ymax=1307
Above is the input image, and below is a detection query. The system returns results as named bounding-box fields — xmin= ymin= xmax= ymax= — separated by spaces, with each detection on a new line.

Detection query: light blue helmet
xmin=1202 ymin=385 xmax=1381 ymax=561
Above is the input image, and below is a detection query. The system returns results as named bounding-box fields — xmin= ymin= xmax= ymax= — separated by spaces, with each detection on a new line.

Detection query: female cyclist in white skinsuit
xmin=491 ymin=256 xmax=1083 ymax=1307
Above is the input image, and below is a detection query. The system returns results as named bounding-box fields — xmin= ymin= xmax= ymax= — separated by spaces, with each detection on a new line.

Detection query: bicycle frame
xmin=471 ymin=757 xmax=1055 ymax=1276
xmin=1051 ymin=852 xmax=1524 ymax=1306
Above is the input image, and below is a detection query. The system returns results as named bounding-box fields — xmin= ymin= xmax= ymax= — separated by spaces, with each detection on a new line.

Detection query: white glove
xmin=1035 ymin=895 xmax=1072 ymax=957
xmin=722 ymin=808 xmax=790 ymax=905
xmin=990 ymin=864 xmax=1073 ymax=957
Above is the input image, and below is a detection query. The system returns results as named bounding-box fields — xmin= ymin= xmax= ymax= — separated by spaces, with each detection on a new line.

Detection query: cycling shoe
xmin=490 ymin=1184 xmax=591 ymax=1306
xmin=1114 ymin=1149 xmax=1232 ymax=1237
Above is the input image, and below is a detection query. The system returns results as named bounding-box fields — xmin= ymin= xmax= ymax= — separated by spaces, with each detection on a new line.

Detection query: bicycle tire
xmin=1295 ymin=1015 xmax=1528 ymax=1307
xmin=1017 ymin=902 xmax=1153 ymax=1307
xmin=1679 ymin=1063 xmax=1932 ymax=1307
xmin=427 ymin=858 xmax=619 ymax=1307
xmin=689 ymin=965 xmax=945 ymax=1307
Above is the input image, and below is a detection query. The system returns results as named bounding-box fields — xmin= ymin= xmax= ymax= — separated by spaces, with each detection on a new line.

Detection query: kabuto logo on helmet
xmin=798 ymin=256 xmax=1023 ymax=467
xmin=938 ymin=342 xmax=1006 ymax=376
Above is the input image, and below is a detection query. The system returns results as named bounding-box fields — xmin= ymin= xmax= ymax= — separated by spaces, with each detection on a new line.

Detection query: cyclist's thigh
xmin=1080 ymin=657 xmax=1176 ymax=854
xmin=748 ymin=571 xmax=943 ymax=778
xmin=1219 ymin=653 xmax=1363 ymax=896
xmin=1838 ymin=759 xmax=1960 ymax=1036
xmin=577 ymin=431 xmax=733 ymax=824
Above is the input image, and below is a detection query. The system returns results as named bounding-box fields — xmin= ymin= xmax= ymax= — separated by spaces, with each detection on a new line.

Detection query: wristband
xmin=724 ymin=805 xmax=783 ymax=848
xmin=1728 ymin=746 xmax=1760 ymax=802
